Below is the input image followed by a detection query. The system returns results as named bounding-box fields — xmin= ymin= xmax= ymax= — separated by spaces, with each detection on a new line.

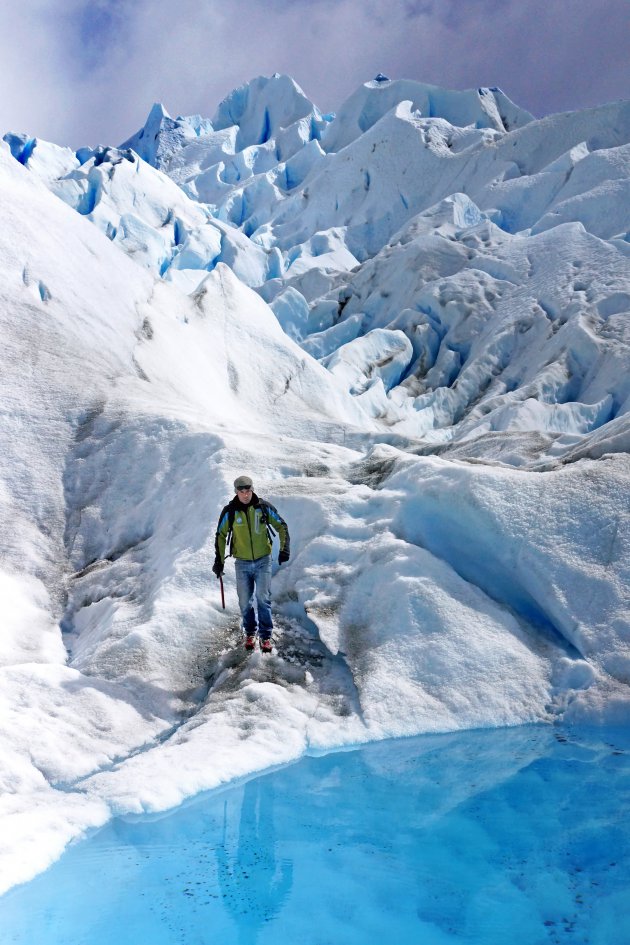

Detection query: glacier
xmin=0 ymin=73 xmax=629 ymax=895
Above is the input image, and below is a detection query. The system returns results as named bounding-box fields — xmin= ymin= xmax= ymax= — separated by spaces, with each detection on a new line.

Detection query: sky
xmin=1 ymin=0 xmax=629 ymax=149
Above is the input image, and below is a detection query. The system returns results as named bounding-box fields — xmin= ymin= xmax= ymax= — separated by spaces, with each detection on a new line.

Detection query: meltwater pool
xmin=1 ymin=725 xmax=629 ymax=945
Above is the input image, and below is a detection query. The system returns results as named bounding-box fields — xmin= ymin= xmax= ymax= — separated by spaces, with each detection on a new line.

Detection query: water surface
xmin=2 ymin=725 xmax=629 ymax=944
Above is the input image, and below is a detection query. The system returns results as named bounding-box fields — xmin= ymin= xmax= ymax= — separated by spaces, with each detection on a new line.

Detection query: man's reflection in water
xmin=217 ymin=775 xmax=293 ymax=945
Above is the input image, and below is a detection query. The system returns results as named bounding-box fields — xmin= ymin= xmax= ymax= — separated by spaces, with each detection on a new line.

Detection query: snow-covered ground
xmin=1 ymin=74 xmax=629 ymax=895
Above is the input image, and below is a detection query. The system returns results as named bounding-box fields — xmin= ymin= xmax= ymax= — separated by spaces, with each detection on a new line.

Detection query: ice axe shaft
xmin=219 ymin=574 xmax=225 ymax=609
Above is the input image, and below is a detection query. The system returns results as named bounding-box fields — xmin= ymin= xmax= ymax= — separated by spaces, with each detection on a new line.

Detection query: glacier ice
xmin=0 ymin=73 xmax=629 ymax=896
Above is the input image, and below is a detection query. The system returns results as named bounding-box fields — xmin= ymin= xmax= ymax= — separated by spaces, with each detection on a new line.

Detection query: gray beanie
xmin=234 ymin=475 xmax=253 ymax=491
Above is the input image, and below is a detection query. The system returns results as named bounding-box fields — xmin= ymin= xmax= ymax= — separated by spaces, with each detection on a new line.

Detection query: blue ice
xmin=1 ymin=725 xmax=628 ymax=944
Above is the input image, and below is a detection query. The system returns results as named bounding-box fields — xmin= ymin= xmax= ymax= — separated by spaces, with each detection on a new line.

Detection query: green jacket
xmin=214 ymin=494 xmax=290 ymax=567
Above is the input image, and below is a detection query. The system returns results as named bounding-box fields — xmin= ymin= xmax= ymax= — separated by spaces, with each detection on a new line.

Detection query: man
xmin=213 ymin=475 xmax=290 ymax=652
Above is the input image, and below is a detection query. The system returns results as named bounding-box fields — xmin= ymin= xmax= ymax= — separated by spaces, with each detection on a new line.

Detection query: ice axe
xmin=219 ymin=573 xmax=225 ymax=610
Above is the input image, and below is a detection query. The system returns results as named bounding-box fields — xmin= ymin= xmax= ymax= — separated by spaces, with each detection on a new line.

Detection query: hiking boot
xmin=244 ymin=635 xmax=257 ymax=651
xmin=260 ymin=637 xmax=273 ymax=653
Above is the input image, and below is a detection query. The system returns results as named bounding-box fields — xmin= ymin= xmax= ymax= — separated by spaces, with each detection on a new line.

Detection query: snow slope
xmin=0 ymin=141 xmax=368 ymax=892
xmin=1 ymin=74 xmax=629 ymax=894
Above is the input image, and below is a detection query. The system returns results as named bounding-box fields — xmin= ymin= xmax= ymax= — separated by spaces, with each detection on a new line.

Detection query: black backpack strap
xmin=215 ymin=501 xmax=237 ymax=560
xmin=258 ymin=500 xmax=276 ymax=542
xmin=259 ymin=500 xmax=291 ymax=556
xmin=226 ymin=504 xmax=237 ymax=555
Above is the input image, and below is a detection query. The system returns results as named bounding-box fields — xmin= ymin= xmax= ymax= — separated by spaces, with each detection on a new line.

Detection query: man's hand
xmin=278 ymin=549 xmax=290 ymax=565
xmin=212 ymin=558 xmax=223 ymax=578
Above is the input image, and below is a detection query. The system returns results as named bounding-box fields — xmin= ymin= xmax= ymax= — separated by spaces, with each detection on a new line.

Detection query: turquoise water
xmin=2 ymin=725 xmax=629 ymax=944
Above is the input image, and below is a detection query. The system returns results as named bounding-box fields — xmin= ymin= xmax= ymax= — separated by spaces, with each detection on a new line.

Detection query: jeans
xmin=234 ymin=555 xmax=273 ymax=638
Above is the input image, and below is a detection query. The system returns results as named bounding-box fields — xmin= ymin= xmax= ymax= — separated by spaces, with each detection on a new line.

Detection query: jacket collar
xmin=232 ymin=491 xmax=260 ymax=511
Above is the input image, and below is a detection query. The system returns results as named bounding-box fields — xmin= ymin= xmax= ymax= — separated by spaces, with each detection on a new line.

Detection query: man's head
xmin=234 ymin=475 xmax=253 ymax=504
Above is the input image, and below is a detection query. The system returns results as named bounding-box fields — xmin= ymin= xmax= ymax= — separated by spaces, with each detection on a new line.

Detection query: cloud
xmin=1 ymin=0 xmax=628 ymax=148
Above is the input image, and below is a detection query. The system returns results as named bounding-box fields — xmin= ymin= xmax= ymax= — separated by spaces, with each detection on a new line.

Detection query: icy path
xmin=55 ymin=422 xmax=628 ymax=791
